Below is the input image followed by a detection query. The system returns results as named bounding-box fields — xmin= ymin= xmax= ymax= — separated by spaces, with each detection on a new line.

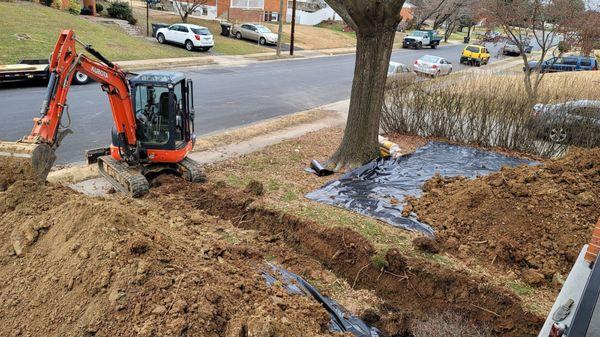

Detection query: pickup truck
xmin=402 ymin=30 xmax=442 ymax=49
xmin=0 ymin=59 xmax=90 ymax=85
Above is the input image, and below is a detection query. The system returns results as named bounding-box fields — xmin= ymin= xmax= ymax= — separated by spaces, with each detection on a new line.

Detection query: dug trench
xmin=149 ymin=176 xmax=544 ymax=337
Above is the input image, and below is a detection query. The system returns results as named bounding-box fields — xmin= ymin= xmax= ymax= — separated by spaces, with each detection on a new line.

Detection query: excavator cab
xmin=95 ymin=71 xmax=203 ymax=197
xmin=111 ymin=71 xmax=195 ymax=158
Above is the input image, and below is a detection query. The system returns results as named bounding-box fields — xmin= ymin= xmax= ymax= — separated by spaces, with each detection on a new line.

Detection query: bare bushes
xmin=382 ymin=72 xmax=600 ymax=156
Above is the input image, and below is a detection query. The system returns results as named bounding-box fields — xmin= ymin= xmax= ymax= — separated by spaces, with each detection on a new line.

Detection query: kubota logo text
xmin=91 ymin=66 xmax=108 ymax=79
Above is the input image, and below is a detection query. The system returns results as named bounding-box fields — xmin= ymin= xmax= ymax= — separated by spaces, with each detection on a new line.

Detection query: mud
xmin=149 ymin=177 xmax=544 ymax=337
xmin=409 ymin=147 xmax=600 ymax=285
xmin=0 ymin=181 xmax=339 ymax=337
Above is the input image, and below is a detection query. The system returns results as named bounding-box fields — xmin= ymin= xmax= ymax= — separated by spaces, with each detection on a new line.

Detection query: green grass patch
xmin=315 ymin=21 xmax=356 ymax=39
xmin=508 ymin=280 xmax=535 ymax=297
xmin=0 ymin=1 xmax=194 ymax=64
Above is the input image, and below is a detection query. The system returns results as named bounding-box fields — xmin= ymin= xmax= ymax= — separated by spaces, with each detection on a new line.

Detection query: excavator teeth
xmin=97 ymin=156 xmax=149 ymax=198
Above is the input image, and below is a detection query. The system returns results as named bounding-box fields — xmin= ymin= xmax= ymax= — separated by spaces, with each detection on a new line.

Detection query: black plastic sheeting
xmin=306 ymin=142 xmax=535 ymax=236
xmin=261 ymin=263 xmax=383 ymax=337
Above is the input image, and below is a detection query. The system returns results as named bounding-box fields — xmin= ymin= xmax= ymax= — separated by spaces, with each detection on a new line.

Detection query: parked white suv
xmin=156 ymin=24 xmax=214 ymax=51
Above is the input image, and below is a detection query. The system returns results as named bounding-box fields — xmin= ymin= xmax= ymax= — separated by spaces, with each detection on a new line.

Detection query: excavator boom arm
xmin=30 ymin=30 xmax=137 ymax=147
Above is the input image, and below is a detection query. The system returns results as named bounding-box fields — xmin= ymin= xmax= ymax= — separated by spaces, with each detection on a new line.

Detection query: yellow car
xmin=460 ymin=45 xmax=491 ymax=66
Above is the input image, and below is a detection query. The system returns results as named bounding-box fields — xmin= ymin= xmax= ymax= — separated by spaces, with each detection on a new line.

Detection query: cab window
xmin=466 ymin=46 xmax=479 ymax=53
xmin=172 ymin=81 xmax=185 ymax=142
xmin=134 ymin=84 xmax=171 ymax=146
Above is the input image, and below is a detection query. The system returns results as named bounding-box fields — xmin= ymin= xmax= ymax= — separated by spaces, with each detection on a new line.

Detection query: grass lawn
xmin=0 ymin=1 xmax=194 ymax=64
xmin=130 ymin=6 xmax=270 ymax=55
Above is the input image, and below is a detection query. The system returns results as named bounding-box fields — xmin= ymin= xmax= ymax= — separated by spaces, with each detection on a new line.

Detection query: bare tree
xmin=482 ymin=0 xmax=579 ymax=100
xmin=324 ymin=0 xmax=406 ymax=170
xmin=413 ymin=0 xmax=476 ymax=29
xmin=172 ymin=0 xmax=208 ymax=22
xmin=564 ymin=3 xmax=600 ymax=55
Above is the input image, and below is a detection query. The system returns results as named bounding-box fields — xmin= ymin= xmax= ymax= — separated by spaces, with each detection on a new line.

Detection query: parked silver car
xmin=528 ymin=100 xmax=600 ymax=145
xmin=413 ymin=55 xmax=453 ymax=77
xmin=231 ymin=23 xmax=278 ymax=45
xmin=388 ymin=61 xmax=411 ymax=76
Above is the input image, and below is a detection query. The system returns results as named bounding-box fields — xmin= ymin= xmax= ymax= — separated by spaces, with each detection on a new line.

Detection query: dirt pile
xmin=0 ymin=157 xmax=35 ymax=191
xmin=409 ymin=147 xmax=600 ymax=284
xmin=0 ymin=181 xmax=337 ymax=337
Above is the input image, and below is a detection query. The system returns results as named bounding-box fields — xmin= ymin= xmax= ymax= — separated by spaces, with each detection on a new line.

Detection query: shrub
xmin=65 ymin=0 xmax=79 ymax=15
xmin=80 ymin=6 xmax=92 ymax=15
xmin=381 ymin=72 xmax=600 ymax=157
xmin=127 ymin=14 xmax=137 ymax=25
xmin=95 ymin=3 xmax=103 ymax=13
xmin=107 ymin=2 xmax=133 ymax=20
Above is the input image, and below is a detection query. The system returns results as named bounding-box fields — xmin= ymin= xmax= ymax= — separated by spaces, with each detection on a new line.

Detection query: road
xmin=0 ymin=42 xmax=507 ymax=163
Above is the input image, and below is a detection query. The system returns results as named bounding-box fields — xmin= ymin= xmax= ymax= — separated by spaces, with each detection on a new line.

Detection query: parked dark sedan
xmin=528 ymin=100 xmax=600 ymax=146
xmin=526 ymin=56 xmax=598 ymax=73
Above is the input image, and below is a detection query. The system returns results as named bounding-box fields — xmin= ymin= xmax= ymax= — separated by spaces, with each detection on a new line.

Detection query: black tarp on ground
xmin=306 ymin=142 xmax=535 ymax=236
xmin=261 ymin=263 xmax=382 ymax=337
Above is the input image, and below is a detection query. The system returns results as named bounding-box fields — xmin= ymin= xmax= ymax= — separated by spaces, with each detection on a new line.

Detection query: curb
xmin=116 ymin=57 xmax=216 ymax=72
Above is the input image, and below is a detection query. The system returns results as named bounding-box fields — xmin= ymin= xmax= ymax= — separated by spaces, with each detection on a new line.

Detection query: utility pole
xmin=290 ymin=0 xmax=296 ymax=55
xmin=146 ymin=0 xmax=150 ymax=37
xmin=276 ymin=0 xmax=284 ymax=56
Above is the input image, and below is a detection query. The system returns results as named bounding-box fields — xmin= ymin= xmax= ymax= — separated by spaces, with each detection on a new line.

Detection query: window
xmin=563 ymin=57 xmax=578 ymax=65
xmin=466 ymin=46 xmax=479 ymax=53
xmin=191 ymin=27 xmax=211 ymax=35
xmin=580 ymin=58 xmax=591 ymax=67
xmin=264 ymin=11 xmax=278 ymax=22
xmin=134 ymin=85 xmax=171 ymax=146
xmin=178 ymin=26 xmax=189 ymax=32
xmin=231 ymin=0 xmax=264 ymax=9
xmin=255 ymin=25 xmax=271 ymax=33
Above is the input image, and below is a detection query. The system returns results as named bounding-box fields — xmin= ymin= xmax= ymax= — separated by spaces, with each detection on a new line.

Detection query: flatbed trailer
xmin=0 ymin=59 xmax=90 ymax=84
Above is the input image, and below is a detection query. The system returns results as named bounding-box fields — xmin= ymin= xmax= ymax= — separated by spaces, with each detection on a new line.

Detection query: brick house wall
xmin=585 ymin=217 xmax=600 ymax=263
xmin=215 ymin=0 xmax=287 ymax=22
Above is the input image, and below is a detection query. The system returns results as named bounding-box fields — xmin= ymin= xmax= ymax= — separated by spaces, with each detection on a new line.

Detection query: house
xmin=61 ymin=0 xmax=96 ymax=15
xmin=171 ymin=0 xmax=287 ymax=22
xmin=400 ymin=2 xmax=415 ymax=21
xmin=171 ymin=0 xmax=413 ymax=25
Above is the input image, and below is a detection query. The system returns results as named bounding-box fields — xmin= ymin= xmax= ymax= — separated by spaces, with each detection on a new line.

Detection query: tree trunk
xmin=328 ymin=28 xmax=397 ymax=171
xmin=183 ymin=12 xmax=189 ymax=22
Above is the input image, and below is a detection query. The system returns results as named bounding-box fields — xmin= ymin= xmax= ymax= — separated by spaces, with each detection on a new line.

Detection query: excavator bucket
xmin=0 ymin=142 xmax=56 ymax=183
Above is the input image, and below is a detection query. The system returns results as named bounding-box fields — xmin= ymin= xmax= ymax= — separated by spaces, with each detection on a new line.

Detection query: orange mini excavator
xmin=0 ymin=30 xmax=204 ymax=196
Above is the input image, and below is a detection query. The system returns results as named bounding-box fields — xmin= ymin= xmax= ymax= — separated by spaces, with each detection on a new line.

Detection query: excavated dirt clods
xmin=148 ymin=176 xmax=545 ymax=337
xmin=0 ymin=180 xmax=344 ymax=337
xmin=408 ymin=147 xmax=600 ymax=287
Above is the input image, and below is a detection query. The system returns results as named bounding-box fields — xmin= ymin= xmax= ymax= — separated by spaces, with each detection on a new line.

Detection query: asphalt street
xmin=0 ymin=42 xmax=508 ymax=163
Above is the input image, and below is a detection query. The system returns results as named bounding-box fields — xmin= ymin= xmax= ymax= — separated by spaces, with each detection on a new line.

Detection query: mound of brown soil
xmin=0 ymin=157 xmax=35 ymax=191
xmin=0 ymin=181 xmax=334 ymax=337
xmin=409 ymin=147 xmax=600 ymax=284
